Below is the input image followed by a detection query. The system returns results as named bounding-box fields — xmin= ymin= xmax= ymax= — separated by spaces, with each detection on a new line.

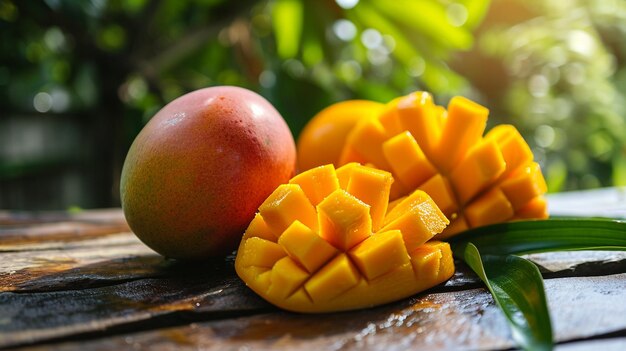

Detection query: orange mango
xmin=296 ymin=100 xmax=384 ymax=171
xmin=235 ymin=163 xmax=454 ymax=313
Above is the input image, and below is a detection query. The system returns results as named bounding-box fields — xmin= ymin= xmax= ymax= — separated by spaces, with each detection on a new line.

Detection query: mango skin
xmin=120 ymin=86 xmax=296 ymax=260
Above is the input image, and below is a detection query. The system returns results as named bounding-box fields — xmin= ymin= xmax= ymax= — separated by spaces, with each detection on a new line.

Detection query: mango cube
xmin=434 ymin=96 xmax=488 ymax=173
xmin=500 ymin=162 xmax=548 ymax=210
xmin=465 ymin=188 xmax=514 ymax=227
xmin=343 ymin=165 xmax=393 ymax=231
xmin=485 ymin=124 xmax=533 ymax=176
xmin=335 ymin=162 xmax=358 ymax=190
xmin=289 ymin=164 xmax=340 ymax=206
xmin=513 ymin=196 xmax=549 ymax=220
xmin=245 ymin=213 xmax=276 ymax=241
xmin=349 ymin=229 xmax=409 ymax=280
xmin=411 ymin=244 xmax=442 ymax=281
xmin=378 ymin=97 xmax=404 ymax=137
xmin=259 ymin=183 xmax=317 ymax=234
xmin=383 ymin=131 xmax=437 ymax=190
xmin=238 ymin=237 xmax=286 ymax=268
xmin=418 ymin=174 xmax=458 ymax=217
xmin=449 ymin=140 xmax=505 ymax=204
xmin=381 ymin=192 xmax=449 ymax=252
xmin=267 ymin=257 xmax=309 ymax=299
xmin=278 ymin=220 xmax=338 ymax=273
xmin=341 ymin=119 xmax=390 ymax=170
xmin=396 ymin=91 xmax=440 ymax=157
xmin=317 ymin=189 xmax=372 ymax=251
xmin=304 ymin=254 xmax=361 ymax=302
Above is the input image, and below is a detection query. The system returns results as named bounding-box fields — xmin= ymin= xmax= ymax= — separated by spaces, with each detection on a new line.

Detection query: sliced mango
xmin=259 ymin=183 xmax=317 ymax=233
xmin=396 ymin=91 xmax=440 ymax=157
xmin=418 ymin=174 xmax=458 ymax=217
xmin=267 ymin=257 xmax=309 ymax=299
xmin=235 ymin=163 xmax=454 ymax=313
xmin=434 ymin=96 xmax=488 ymax=173
xmin=335 ymin=91 xmax=548 ymax=238
xmin=238 ymin=237 xmax=286 ymax=268
xmin=343 ymin=165 xmax=393 ymax=231
xmin=449 ymin=140 xmax=505 ymax=204
xmin=278 ymin=221 xmax=338 ymax=273
xmin=499 ymin=162 xmax=548 ymax=211
xmin=381 ymin=190 xmax=449 ymax=252
xmin=289 ymin=164 xmax=339 ymax=206
xmin=465 ymin=188 xmax=514 ymax=228
xmin=304 ymin=254 xmax=361 ymax=302
xmin=348 ymin=229 xmax=409 ymax=280
xmin=317 ymin=189 xmax=372 ymax=251
xmin=383 ymin=131 xmax=437 ymax=190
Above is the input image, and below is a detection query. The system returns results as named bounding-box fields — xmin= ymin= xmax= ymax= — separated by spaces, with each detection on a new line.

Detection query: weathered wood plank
xmin=0 ymin=233 xmax=167 ymax=292
xmin=444 ymin=250 xmax=626 ymax=289
xmin=556 ymin=338 xmax=626 ymax=351
xmin=0 ymin=209 xmax=127 ymax=226
xmin=0 ymin=261 xmax=271 ymax=349
xmin=1 ymin=187 xmax=625 ymax=350
xmin=527 ymin=251 xmax=626 ymax=278
xmin=1 ymin=232 xmax=625 ymax=347
xmin=13 ymin=274 xmax=626 ymax=351
xmin=547 ymin=187 xmax=626 ymax=219
xmin=0 ymin=222 xmax=130 ymax=250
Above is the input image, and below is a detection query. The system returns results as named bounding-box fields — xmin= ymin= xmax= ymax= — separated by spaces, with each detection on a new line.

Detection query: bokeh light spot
xmin=535 ymin=125 xmax=555 ymax=148
xmin=33 ymin=92 xmax=53 ymax=113
xmin=528 ymin=74 xmax=550 ymax=97
xmin=568 ymin=30 xmax=596 ymax=56
xmin=361 ymin=28 xmax=382 ymax=49
xmin=446 ymin=3 xmax=468 ymax=27
xmin=333 ymin=19 xmax=357 ymax=42
xmin=335 ymin=0 xmax=359 ymax=10
xmin=259 ymin=70 xmax=276 ymax=88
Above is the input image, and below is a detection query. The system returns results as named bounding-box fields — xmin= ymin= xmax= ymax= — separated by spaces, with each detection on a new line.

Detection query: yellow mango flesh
xmin=235 ymin=163 xmax=454 ymax=313
xmin=434 ymin=96 xmax=488 ymax=173
xmin=258 ymin=183 xmax=317 ymax=233
xmin=381 ymin=189 xmax=450 ymax=252
xmin=317 ymin=189 xmax=373 ymax=252
xmin=383 ymin=131 xmax=437 ymax=190
xmin=338 ymin=91 xmax=548 ymax=238
xmin=289 ymin=164 xmax=340 ymax=206
xmin=278 ymin=220 xmax=338 ymax=273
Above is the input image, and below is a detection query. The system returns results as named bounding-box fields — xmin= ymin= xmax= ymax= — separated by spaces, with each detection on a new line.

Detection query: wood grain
xmin=2 ymin=187 xmax=626 ymax=350
xmin=13 ymin=274 xmax=626 ymax=351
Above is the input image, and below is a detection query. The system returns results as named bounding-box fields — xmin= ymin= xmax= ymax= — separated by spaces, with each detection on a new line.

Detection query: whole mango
xmin=120 ymin=86 xmax=296 ymax=260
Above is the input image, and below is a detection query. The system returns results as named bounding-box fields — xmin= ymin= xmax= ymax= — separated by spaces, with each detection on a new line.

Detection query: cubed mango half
xmin=235 ymin=163 xmax=454 ymax=313
xmin=337 ymin=91 xmax=548 ymax=238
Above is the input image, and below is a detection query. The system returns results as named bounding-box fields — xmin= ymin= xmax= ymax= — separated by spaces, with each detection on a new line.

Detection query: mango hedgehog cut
xmin=339 ymin=92 xmax=548 ymax=238
xmin=235 ymin=163 xmax=454 ymax=313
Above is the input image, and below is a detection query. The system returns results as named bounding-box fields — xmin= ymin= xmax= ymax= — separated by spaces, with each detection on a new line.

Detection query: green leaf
xmin=449 ymin=218 xmax=626 ymax=255
xmin=450 ymin=218 xmax=626 ymax=351
xmin=613 ymin=155 xmax=626 ymax=186
xmin=272 ymin=0 xmax=303 ymax=59
xmin=370 ymin=0 xmax=474 ymax=50
xmin=457 ymin=243 xmax=552 ymax=351
xmin=460 ymin=0 xmax=492 ymax=29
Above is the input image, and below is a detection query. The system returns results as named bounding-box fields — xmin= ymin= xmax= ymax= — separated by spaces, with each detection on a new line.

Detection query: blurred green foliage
xmin=473 ymin=0 xmax=626 ymax=191
xmin=0 ymin=0 xmax=624 ymax=209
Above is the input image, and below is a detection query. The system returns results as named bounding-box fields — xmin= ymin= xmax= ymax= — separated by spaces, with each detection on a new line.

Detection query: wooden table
xmin=2 ymin=188 xmax=626 ymax=350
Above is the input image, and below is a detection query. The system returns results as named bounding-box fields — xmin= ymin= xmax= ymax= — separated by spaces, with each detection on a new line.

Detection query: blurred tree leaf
xmin=477 ymin=0 xmax=626 ymax=190
xmin=371 ymin=0 xmax=473 ymax=50
xmin=271 ymin=0 xmax=303 ymax=59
